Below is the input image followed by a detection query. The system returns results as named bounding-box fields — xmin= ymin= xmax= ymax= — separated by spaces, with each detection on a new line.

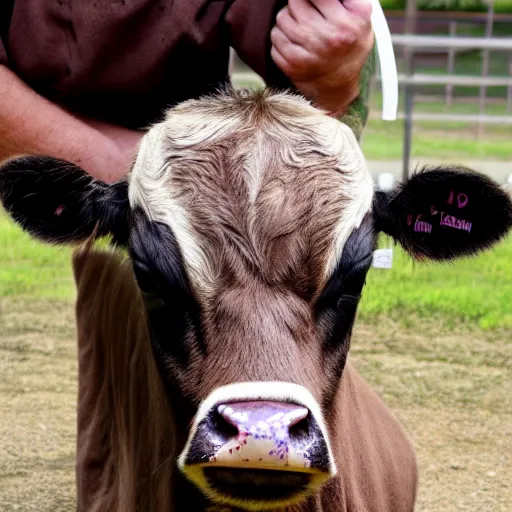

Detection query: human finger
xmin=287 ymin=0 xmax=324 ymax=24
xmin=275 ymin=6 xmax=325 ymax=51
xmin=270 ymin=26 xmax=318 ymax=79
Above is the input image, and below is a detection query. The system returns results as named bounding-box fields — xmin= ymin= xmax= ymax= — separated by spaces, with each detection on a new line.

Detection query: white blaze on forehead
xmin=128 ymin=92 xmax=374 ymax=293
xmin=128 ymin=120 xmax=219 ymax=294
xmin=322 ymin=119 xmax=374 ymax=280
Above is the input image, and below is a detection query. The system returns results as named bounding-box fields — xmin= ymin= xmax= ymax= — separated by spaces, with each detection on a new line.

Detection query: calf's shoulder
xmin=326 ymin=360 xmax=417 ymax=512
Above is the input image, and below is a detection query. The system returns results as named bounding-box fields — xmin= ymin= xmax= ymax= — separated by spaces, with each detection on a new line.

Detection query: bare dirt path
xmin=0 ymin=299 xmax=510 ymax=511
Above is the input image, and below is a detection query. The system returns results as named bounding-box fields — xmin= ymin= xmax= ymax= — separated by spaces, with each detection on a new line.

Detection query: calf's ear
xmin=373 ymin=166 xmax=512 ymax=261
xmin=0 ymin=155 xmax=129 ymax=245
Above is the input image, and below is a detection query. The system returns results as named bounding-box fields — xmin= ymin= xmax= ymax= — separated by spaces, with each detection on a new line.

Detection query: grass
xmin=361 ymin=234 xmax=512 ymax=330
xmin=1 ymin=213 xmax=511 ymax=511
xmin=363 ymin=88 xmax=512 ymax=159
xmin=363 ymin=91 xmax=512 ymax=160
xmin=1 ymin=210 xmax=511 ymax=332
xmin=0 ymin=213 xmax=74 ymax=300
xmin=361 ymin=119 xmax=512 ymax=160
xmin=379 ymin=0 xmax=512 ymax=13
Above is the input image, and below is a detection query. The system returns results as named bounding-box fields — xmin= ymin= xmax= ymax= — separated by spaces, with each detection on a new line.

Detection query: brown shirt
xmin=1 ymin=0 xmax=291 ymax=129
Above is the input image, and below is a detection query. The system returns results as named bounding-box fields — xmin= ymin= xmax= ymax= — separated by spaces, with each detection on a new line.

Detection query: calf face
xmin=1 ymin=89 xmax=511 ymax=511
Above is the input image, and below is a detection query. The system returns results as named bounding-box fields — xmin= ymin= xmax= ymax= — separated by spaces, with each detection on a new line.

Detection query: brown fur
xmin=73 ymin=247 xmax=417 ymax=511
xmin=129 ymin=89 xmax=373 ymax=405
xmin=73 ymin=248 xmax=176 ymax=512
xmin=72 ymin=90 xmax=416 ymax=511
xmin=130 ymin=89 xmax=372 ymax=298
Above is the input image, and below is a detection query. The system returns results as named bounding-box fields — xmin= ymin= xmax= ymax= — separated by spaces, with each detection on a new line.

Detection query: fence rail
xmin=392 ymin=73 xmax=512 ymax=87
xmin=388 ymin=35 xmax=512 ymax=180
xmin=395 ymin=113 xmax=512 ymax=125
xmin=232 ymin=34 xmax=512 ymax=183
xmin=383 ymin=9 xmax=512 ymax=24
xmin=391 ymin=35 xmax=512 ymax=50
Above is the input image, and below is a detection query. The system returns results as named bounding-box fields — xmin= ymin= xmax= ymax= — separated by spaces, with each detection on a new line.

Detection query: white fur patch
xmin=128 ymin=92 xmax=374 ymax=293
xmin=322 ymin=120 xmax=375 ymax=280
xmin=129 ymin=124 xmax=216 ymax=294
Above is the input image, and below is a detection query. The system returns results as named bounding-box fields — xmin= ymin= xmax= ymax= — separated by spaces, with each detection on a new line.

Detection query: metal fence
xmin=230 ymin=31 xmax=512 ymax=182
xmin=380 ymin=35 xmax=512 ymax=180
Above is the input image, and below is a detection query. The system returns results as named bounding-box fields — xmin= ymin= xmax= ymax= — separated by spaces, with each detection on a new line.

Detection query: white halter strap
xmin=369 ymin=0 xmax=399 ymax=121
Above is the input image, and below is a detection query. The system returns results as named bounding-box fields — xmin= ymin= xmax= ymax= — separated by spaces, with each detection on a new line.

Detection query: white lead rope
xmin=369 ymin=0 xmax=399 ymax=121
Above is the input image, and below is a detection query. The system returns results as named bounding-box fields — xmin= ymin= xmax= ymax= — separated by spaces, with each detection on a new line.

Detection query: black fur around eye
xmin=316 ymin=249 xmax=373 ymax=315
xmin=132 ymin=259 xmax=161 ymax=296
xmin=317 ymin=215 xmax=376 ymax=309
xmin=315 ymin=218 xmax=376 ymax=360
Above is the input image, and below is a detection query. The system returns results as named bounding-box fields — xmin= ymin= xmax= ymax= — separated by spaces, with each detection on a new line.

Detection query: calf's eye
xmin=132 ymin=260 xmax=161 ymax=296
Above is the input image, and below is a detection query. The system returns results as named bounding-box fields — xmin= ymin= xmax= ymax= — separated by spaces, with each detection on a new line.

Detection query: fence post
xmin=508 ymin=55 xmax=512 ymax=113
xmin=446 ymin=21 xmax=458 ymax=107
xmin=403 ymin=83 xmax=415 ymax=182
xmin=478 ymin=1 xmax=495 ymax=138
xmin=402 ymin=0 xmax=417 ymax=181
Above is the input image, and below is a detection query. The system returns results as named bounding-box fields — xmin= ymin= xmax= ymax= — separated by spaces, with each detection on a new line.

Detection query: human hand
xmin=270 ymin=0 xmax=374 ymax=117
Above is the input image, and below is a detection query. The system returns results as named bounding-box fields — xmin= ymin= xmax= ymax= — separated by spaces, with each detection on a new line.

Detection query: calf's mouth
xmin=178 ymin=382 xmax=336 ymax=510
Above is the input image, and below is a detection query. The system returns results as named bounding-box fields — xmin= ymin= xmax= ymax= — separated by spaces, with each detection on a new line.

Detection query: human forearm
xmin=0 ymin=65 xmax=139 ymax=182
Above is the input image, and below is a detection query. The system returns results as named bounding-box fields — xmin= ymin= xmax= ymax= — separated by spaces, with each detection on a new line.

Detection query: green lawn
xmin=361 ymin=234 xmax=512 ymax=330
xmin=363 ymin=90 xmax=512 ymax=160
xmin=1 ymin=211 xmax=511 ymax=331
xmin=361 ymin=119 xmax=512 ymax=160
xmin=0 ymin=212 xmax=74 ymax=300
xmin=379 ymin=1 xmax=512 ymax=13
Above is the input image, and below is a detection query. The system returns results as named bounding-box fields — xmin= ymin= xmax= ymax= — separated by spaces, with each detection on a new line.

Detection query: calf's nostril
xmin=212 ymin=408 xmax=239 ymax=441
xmin=216 ymin=401 xmax=310 ymax=439
xmin=289 ymin=416 xmax=310 ymax=440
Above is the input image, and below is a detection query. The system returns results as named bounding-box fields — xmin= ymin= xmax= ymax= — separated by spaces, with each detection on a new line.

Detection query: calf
xmin=1 ymin=89 xmax=511 ymax=512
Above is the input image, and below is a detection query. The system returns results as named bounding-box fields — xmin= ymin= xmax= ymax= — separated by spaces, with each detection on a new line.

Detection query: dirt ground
xmin=0 ymin=298 xmax=510 ymax=512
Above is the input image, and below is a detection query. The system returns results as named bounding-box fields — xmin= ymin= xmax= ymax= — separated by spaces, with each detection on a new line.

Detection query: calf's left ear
xmin=0 ymin=155 xmax=130 ymax=245
xmin=373 ymin=166 xmax=512 ymax=260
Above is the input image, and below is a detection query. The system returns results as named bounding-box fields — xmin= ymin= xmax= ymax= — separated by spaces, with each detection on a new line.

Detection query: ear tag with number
xmin=372 ymin=248 xmax=393 ymax=269
xmin=372 ymin=237 xmax=393 ymax=269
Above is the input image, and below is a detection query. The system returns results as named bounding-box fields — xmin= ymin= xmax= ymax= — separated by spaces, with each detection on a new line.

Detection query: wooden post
xmin=402 ymin=0 xmax=417 ymax=182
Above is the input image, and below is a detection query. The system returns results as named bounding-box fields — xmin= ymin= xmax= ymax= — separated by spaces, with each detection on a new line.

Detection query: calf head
xmin=1 ymin=89 xmax=511 ymax=511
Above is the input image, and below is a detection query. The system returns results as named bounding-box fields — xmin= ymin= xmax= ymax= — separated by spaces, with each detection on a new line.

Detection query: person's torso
xmin=6 ymin=0 xmax=233 ymax=128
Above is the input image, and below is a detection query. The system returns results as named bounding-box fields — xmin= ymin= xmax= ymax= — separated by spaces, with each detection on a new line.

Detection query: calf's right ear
xmin=0 ymin=155 xmax=130 ymax=245
xmin=373 ymin=166 xmax=512 ymax=261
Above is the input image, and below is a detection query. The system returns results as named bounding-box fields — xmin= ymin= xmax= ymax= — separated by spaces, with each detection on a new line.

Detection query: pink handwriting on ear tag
xmin=55 ymin=205 xmax=65 ymax=216
xmin=414 ymin=216 xmax=432 ymax=234
xmin=440 ymin=213 xmax=472 ymax=232
xmin=457 ymin=193 xmax=469 ymax=208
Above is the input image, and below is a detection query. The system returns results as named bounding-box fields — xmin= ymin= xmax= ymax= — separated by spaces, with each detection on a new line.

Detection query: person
xmin=0 ymin=0 xmax=375 ymax=184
